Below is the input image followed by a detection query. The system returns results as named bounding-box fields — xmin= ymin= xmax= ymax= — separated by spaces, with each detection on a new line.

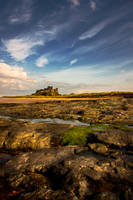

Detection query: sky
xmin=0 ymin=0 xmax=133 ymax=96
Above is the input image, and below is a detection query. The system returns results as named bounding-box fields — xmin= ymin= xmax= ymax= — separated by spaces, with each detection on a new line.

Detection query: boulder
xmin=88 ymin=143 xmax=109 ymax=155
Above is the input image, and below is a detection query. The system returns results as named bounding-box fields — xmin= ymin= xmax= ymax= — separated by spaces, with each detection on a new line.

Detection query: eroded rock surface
xmin=0 ymin=98 xmax=133 ymax=124
xmin=0 ymin=106 xmax=133 ymax=200
xmin=1 ymin=146 xmax=133 ymax=200
xmin=0 ymin=118 xmax=72 ymax=150
xmin=93 ymin=129 xmax=133 ymax=148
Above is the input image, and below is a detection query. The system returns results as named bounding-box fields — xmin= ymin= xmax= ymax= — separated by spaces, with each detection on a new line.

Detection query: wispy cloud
xmin=2 ymin=21 xmax=67 ymax=62
xmin=9 ymin=0 xmax=32 ymax=24
xmin=89 ymin=0 xmax=97 ymax=11
xmin=69 ymin=0 xmax=80 ymax=7
xmin=45 ymin=65 xmax=109 ymax=85
xmin=36 ymin=56 xmax=48 ymax=67
xmin=9 ymin=13 xmax=31 ymax=24
xmin=3 ymin=37 xmax=44 ymax=61
xmin=79 ymin=7 xmax=132 ymax=40
xmin=70 ymin=59 xmax=78 ymax=65
xmin=75 ymin=23 xmax=133 ymax=56
xmin=79 ymin=21 xmax=107 ymax=40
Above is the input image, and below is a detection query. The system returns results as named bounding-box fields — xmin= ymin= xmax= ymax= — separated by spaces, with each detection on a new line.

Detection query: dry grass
xmin=3 ymin=91 xmax=133 ymax=99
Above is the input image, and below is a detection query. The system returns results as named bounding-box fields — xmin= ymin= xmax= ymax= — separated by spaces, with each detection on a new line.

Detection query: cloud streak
xmin=79 ymin=7 xmax=133 ymax=40
xmin=36 ymin=56 xmax=48 ymax=67
xmin=70 ymin=59 xmax=78 ymax=65
xmin=9 ymin=0 xmax=33 ymax=24
xmin=89 ymin=0 xmax=97 ymax=11
xmin=79 ymin=21 xmax=108 ymax=40
xmin=69 ymin=0 xmax=80 ymax=7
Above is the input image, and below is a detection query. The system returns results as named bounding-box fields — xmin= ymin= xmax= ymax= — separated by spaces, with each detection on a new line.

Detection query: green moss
xmin=9 ymin=117 xmax=17 ymax=121
xmin=61 ymin=127 xmax=93 ymax=146
xmin=61 ymin=123 xmax=133 ymax=146
xmin=91 ymin=123 xmax=133 ymax=131
xmin=90 ymin=123 xmax=109 ymax=129
xmin=61 ymin=125 xmax=108 ymax=146
xmin=90 ymin=105 xmax=98 ymax=109
xmin=109 ymin=123 xmax=132 ymax=131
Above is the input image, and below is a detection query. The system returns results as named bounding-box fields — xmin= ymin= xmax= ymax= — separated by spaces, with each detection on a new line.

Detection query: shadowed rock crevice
xmin=43 ymin=166 xmax=69 ymax=190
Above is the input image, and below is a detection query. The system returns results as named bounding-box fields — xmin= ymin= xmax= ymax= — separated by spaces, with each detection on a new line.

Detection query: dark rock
xmin=93 ymin=192 xmax=119 ymax=200
xmin=1 ymin=146 xmax=133 ymax=200
xmin=93 ymin=130 xmax=133 ymax=147
xmin=76 ymin=110 xmax=85 ymax=115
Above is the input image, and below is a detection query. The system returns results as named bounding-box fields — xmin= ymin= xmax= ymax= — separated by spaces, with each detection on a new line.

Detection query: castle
xmin=34 ymin=86 xmax=59 ymax=96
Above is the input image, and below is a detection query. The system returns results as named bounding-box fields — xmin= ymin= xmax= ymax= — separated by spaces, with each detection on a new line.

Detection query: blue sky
xmin=0 ymin=0 xmax=133 ymax=95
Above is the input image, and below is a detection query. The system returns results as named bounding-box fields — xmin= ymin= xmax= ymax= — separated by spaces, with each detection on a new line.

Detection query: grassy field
xmin=2 ymin=91 xmax=133 ymax=99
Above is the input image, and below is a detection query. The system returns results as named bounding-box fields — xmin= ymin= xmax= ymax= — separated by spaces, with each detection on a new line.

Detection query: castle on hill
xmin=34 ymin=86 xmax=59 ymax=96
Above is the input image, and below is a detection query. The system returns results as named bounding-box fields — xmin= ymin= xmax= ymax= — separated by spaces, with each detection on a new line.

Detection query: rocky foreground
xmin=0 ymin=117 xmax=133 ymax=200
xmin=0 ymin=98 xmax=133 ymax=124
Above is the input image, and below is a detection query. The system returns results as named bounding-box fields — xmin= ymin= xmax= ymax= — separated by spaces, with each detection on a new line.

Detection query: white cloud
xmin=0 ymin=59 xmax=5 ymax=63
xmin=2 ymin=23 xmax=64 ymax=62
xmin=3 ymin=38 xmax=44 ymax=61
xmin=0 ymin=62 xmax=35 ymax=82
xmin=79 ymin=21 xmax=107 ymax=40
xmin=89 ymin=0 xmax=96 ymax=11
xmin=69 ymin=0 xmax=80 ymax=7
xmin=0 ymin=62 xmax=36 ymax=95
xmin=70 ymin=59 xmax=78 ymax=65
xmin=36 ymin=56 xmax=48 ymax=67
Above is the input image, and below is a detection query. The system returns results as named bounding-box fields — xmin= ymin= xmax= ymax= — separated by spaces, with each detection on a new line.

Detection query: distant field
xmin=0 ymin=97 xmax=113 ymax=103
xmin=3 ymin=91 xmax=133 ymax=99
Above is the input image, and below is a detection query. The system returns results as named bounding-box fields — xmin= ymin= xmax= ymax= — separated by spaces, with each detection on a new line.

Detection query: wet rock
xmin=88 ymin=143 xmax=109 ymax=155
xmin=1 ymin=146 xmax=132 ymax=200
xmin=94 ymin=130 xmax=133 ymax=147
xmin=93 ymin=192 xmax=119 ymax=200
xmin=0 ymin=98 xmax=132 ymax=124
xmin=3 ymin=129 xmax=51 ymax=150
xmin=0 ymin=118 xmax=72 ymax=150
